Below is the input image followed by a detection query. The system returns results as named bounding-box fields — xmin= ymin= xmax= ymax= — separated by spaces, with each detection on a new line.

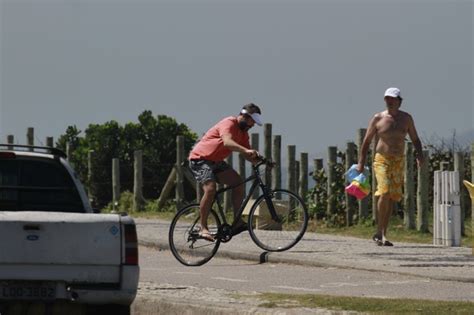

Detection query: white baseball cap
xmin=240 ymin=109 xmax=263 ymax=126
xmin=384 ymin=87 xmax=402 ymax=99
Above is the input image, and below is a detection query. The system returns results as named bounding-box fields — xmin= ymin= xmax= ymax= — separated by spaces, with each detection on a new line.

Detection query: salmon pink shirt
xmin=189 ymin=116 xmax=250 ymax=162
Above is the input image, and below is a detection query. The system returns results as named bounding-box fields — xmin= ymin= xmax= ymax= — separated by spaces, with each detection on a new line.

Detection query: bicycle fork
xmin=259 ymin=183 xmax=281 ymax=223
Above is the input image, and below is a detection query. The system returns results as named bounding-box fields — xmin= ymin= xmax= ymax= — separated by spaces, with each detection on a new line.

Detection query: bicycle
xmin=168 ymin=155 xmax=309 ymax=266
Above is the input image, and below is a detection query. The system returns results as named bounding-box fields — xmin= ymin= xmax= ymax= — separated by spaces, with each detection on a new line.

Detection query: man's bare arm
xmin=357 ymin=115 xmax=378 ymax=172
xmin=407 ymin=115 xmax=424 ymax=165
xmin=222 ymin=134 xmax=258 ymax=162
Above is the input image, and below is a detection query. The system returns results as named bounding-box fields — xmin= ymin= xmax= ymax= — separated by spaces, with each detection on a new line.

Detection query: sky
xmin=1 ymin=0 xmax=473 ymax=163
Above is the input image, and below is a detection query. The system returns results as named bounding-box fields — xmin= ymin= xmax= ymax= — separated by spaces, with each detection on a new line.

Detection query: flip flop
xmin=372 ymin=233 xmax=382 ymax=243
xmin=198 ymin=231 xmax=216 ymax=242
xmin=376 ymin=239 xmax=394 ymax=246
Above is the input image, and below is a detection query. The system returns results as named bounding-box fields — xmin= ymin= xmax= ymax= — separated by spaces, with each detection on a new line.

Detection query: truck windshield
xmin=0 ymin=158 xmax=84 ymax=212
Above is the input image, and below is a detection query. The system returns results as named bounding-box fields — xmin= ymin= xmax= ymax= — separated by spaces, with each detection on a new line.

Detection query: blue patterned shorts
xmin=189 ymin=159 xmax=231 ymax=184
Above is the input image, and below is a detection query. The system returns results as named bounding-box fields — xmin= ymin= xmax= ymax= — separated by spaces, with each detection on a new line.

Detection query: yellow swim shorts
xmin=373 ymin=153 xmax=405 ymax=201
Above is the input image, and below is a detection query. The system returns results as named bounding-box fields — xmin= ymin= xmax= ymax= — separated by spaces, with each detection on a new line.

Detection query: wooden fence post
xmin=272 ymin=135 xmax=282 ymax=198
xmin=27 ymin=127 xmax=34 ymax=150
xmin=252 ymin=133 xmax=260 ymax=198
xmin=287 ymin=145 xmax=296 ymax=193
xmin=454 ymin=152 xmax=466 ymax=235
xmin=157 ymin=166 xmax=177 ymax=210
xmin=46 ymin=137 xmax=54 ymax=148
xmin=224 ymin=154 xmax=233 ymax=214
xmin=357 ymin=128 xmax=369 ymax=220
xmin=313 ymin=159 xmax=324 ymax=179
xmin=7 ymin=135 xmax=14 ymax=150
xmin=295 ymin=160 xmax=300 ymax=195
xmin=416 ymin=150 xmax=429 ymax=232
xmin=313 ymin=158 xmax=324 ymax=212
xmin=299 ymin=153 xmax=308 ymax=198
xmin=133 ymin=150 xmax=144 ymax=211
xmin=66 ymin=143 xmax=72 ymax=160
xmin=264 ymin=123 xmax=272 ymax=186
xmin=176 ymin=136 xmax=185 ymax=209
xmin=345 ymin=142 xmax=357 ymax=226
xmin=404 ymin=142 xmax=416 ymax=229
xmin=440 ymin=162 xmax=450 ymax=171
xmin=327 ymin=146 xmax=337 ymax=218
xmin=112 ymin=158 xmax=120 ymax=211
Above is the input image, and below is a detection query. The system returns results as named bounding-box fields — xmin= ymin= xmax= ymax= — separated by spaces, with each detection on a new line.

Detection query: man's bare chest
xmin=376 ymin=116 xmax=408 ymax=135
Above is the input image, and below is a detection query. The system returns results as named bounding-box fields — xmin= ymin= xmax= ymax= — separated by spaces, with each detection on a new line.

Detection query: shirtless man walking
xmin=357 ymin=87 xmax=424 ymax=246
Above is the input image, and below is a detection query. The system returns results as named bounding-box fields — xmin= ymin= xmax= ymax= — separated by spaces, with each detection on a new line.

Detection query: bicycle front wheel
xmin=248 ymin=189 xmax=308 ymax=252
xmin=169 ymin=204 xmax=221 ymax=266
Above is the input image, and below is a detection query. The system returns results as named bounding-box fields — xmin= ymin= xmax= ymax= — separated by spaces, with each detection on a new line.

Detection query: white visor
xmin=240 ymin=109 xmax=263 ymax=126
xmin=384 ymin=87 xmax=402 ymax=99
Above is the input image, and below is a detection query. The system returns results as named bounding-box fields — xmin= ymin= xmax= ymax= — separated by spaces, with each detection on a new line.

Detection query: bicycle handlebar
xmin=254 ymin=153 xmax=276 ymax=169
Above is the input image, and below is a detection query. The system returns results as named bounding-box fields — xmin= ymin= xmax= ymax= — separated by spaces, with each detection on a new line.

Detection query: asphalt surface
xmin=136 ymin=218 xmax=474 ymax=283
xmin=139 ymin=246 xmax=474 ymax=301
xmin=131 ymin=218 xmax=474 ymax=314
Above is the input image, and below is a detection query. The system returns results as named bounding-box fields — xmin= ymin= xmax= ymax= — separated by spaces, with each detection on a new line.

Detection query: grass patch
xmin=257 ymin=292 xmax=474 ymax=314
xmin=307 ymin=216 xmax=472 ymax=247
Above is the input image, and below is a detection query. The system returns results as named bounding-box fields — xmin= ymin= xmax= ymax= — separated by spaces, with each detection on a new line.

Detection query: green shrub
xmin=102 ymin=191 xmax=134 ymax=213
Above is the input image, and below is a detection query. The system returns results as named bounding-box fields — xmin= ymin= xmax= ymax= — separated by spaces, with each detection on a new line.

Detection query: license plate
xmin=0 ymin=282 xmax=56 ymax=301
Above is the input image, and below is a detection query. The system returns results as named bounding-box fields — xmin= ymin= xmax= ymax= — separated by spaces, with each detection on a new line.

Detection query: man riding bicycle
xmin=188 ymin=103 xmax=263 ymax=241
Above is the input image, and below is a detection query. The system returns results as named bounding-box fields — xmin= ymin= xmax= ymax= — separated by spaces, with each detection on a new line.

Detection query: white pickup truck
xmin=0 ymin=145 xmax=139 ymax=314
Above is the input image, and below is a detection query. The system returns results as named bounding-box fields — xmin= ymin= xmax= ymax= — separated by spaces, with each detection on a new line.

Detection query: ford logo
xmin=27 ymin=235 xmax=39 ymax=241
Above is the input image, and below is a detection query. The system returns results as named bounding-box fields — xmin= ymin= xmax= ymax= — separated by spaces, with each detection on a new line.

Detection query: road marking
xmin=212 ymin=277 xmax=249 ymax=283
xmin=385 ymin=280 xmax=431 ymax=285
xmin=320 ymin=282 xmax=360 ymax=288
xmin=272 ymin=285 xmax=322 ymax=292
xmin=174 ymin=271 xmax=202 ymax=275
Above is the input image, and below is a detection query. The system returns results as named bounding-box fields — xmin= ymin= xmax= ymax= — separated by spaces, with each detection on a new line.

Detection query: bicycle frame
xmin=212 ymin=162 xmax=279 ymax=227
xmin=170 ymin=157 xmax=308 ymax=266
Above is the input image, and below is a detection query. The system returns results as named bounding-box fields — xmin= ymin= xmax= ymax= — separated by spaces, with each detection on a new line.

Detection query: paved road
xmin=136 ymin=218 xmax=474 ymax=283
xmin=133 ymin=218 xmax=473 ymax=314
xmin=138 ymin=246 xmax=474 ymax=302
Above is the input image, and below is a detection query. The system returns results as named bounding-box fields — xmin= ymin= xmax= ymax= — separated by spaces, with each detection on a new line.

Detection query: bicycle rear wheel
xmin=248 ymin=189 xmax=308 ymax=252
xmin=169 ymin=204 xmax=221 ymax=266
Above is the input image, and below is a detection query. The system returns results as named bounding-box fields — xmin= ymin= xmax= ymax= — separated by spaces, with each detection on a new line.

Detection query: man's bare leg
xmin=377 ymin=194 xmax=391 ymax=242
xmin=200 ymin=181 xmax=216 ymax=238
xmin=382 ymin=200 xmax=394 ymax=237
xmin=216 ymin=169 xmax=244 ymax=223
